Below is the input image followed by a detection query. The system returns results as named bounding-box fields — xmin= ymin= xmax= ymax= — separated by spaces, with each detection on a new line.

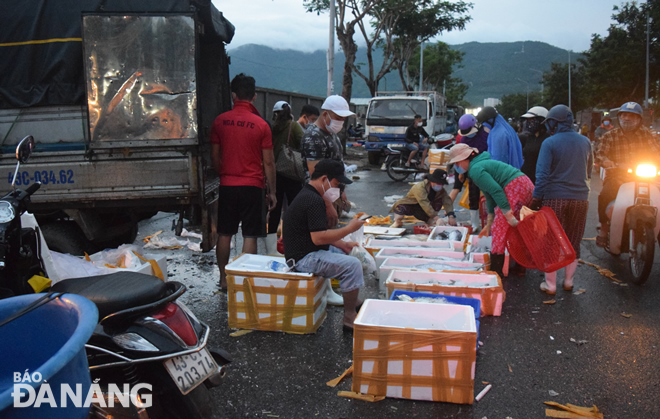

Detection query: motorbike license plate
xmin=164 ymin=348 xmax=218 ymax=395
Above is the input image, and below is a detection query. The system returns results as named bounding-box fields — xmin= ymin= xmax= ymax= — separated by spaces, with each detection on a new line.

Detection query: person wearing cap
xmin=302 ymin=95 xmax=356 ymax=225
xmin=390 ymin=169 xmax=456 ymax=228
xmin=404 ymin=115 xmax=430 ymax=167
xmin=298 ymin=104 xmax=320 ymax=131
xmin=518 ymin=106 xmax=550 ymax=184
xmin=282 ymin=159 xmax=366 ymax=329
xmin=477 ymin=106 xmax=524 ymax=169
xmin=529 ymin=104 xmax=592 ymax=294
xmin=594 ymin=101 xmax=660 ymax=247
xmin=448 ymin=143 xmax=534 ymax=277
xmin=449 ymin=114 xmax=488 ymax=232
xmin=265 ymin=101 xmax=305 ymax=255
xmin=211 ymin=73 xmax=276 ymax=290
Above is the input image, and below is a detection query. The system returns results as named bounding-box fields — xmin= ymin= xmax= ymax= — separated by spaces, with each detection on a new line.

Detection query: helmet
xmin=618 ymin=102 xmax=642 ymax=116
xmin=476 ymin=106 xmax=498 ymax=123
xmin=273 ymin=101 xmax=290 ymax=112
xmin=521 ymin=106 xmax=548 ymax=119
xmin=458 ymin=114 xmax=477 ymax=131
xmin=543 ymin=104 xmax=573 ymax=123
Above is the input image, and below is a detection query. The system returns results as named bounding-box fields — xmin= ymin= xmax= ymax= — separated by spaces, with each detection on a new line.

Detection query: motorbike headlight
xmin=0 ymin=201 xmax=15 ymax=223
xmin=635 ymin=164 xmax=658 ymax=178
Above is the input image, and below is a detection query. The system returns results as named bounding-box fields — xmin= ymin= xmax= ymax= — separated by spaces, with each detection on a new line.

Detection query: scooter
xmin=601 ymin=164 xmax=660 ymax=284
xmin=0 ymin=136 xmax=230 ymax=418
xmin=347 ymin=123 xmax=365 ymax=143
xmin=384 ymin=137 xmax=449 ymax=182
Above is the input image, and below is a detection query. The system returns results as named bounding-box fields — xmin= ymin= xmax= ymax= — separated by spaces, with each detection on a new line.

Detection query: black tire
xmin=94 ymin=222 xmax=139 ymax=249
xmin=367 ymin=151 xmax=381 ymax=166
xmin=40 ymin=221 xmax=94 ymax=256
xmin=386 ymin=157 xmax=410 ymax=182
xmin=628 ymin=224 xmax=655 ymax=285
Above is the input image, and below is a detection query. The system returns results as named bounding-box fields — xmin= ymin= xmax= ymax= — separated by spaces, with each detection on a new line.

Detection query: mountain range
xmin=227 ymin=41 xmax=576 ymax=106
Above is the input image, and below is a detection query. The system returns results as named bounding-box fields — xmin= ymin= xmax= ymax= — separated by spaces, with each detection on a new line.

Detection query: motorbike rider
xmin=404 ymin=114 xmax=430 ymax=167
xmin=595 ymin=101 xmax=660 ymax=247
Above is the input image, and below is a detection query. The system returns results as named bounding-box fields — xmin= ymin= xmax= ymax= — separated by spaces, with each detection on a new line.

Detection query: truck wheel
xmin=95 ymin=223 xmax=139 ymax=249
xmin=40 ymin=221 xmax=94 ymax=256
xmin=367 ymin=151 xmax=381 ymax=166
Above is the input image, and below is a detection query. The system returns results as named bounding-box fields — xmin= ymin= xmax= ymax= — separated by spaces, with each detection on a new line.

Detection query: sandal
xmin=563 ymin=284 xmax=574 ymax=291
xmin=540 ymin=282 xmax=556 ymax=295
xmin=595 ymin=235 xmax=607 ymax=248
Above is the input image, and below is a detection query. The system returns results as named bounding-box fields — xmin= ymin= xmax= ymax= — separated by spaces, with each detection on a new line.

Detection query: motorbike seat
xmin=51 ymin=272 xmax=168 ymax=319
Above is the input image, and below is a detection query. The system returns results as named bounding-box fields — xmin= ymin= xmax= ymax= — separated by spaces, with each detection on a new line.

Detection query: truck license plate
xmin=163 ymin=348 xmax=218 ymax=395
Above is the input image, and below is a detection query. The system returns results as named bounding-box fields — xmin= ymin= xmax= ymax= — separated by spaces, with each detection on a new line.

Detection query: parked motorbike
xmin=0 ymin=136 xmax=230 ymax=418
xmin=347 ymin=123 xmax=365 ymax=143
xmin=601 ymin=164 xmax=660 ymax=284
xmin=384 ymin=137 xmax=452 ymax=182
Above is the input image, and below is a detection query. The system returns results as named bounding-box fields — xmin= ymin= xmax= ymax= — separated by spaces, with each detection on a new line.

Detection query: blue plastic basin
xmin=0 ymin=293 xmax=98 ymax=418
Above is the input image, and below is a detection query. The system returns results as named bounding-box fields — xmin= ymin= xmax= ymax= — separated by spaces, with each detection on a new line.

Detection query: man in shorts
xmin=211 ymin=73 xmax=276 ymax=290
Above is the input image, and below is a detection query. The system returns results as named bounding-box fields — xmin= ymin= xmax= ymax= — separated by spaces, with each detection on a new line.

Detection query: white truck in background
xmin=363 ymin=91 xmax=449 ymax=165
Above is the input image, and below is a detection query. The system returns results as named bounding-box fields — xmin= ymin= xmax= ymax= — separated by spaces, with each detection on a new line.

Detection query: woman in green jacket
xmin=448 ymin=143 xmax=534 ymax=276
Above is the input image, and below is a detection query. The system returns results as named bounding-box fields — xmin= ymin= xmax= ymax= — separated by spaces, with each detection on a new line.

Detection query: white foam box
xmin=374 ymin=248 xmax=466 ymax=268
xmin=224 ymin=254 xmax=327 ymax=334
xmin=88 ymin=251 xmax=168 ymax=280
xmin=352 ymin=299 xmax=477 ymax=404
xmin=379 ymin=257 xmax=483 ymax=283
xmin=385 ymin=270 xmax=505 ymax=316
xmin=428 ymin=226 xmax=469 ymax=251
xmin=466 ymin=235 xmax=492 ymax=268
xmin=365 ymin=238 xmax=452 ymax=257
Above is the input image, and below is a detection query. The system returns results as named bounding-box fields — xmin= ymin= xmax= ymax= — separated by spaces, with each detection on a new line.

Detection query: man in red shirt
xmin=211 ymin=73 xmax=276 ymax=290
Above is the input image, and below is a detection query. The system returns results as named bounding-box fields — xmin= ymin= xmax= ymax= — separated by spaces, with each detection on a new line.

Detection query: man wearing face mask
xmin=390 ymin=169 xmax=456 ymax=228
xmin=297 ymin=104 xmax=320 ymax=131
xmin=302 ymin=95 xmax=355 ymax=226
xmin=449 ymin=114 xmax=488 ymax=232
xmin=518 ymin=106 xmax=550 ymax=184
xmin=595 ymin=101 xmax=660 ymax=247
xmin=404 ymin=115 xmax=430 ymax=167
xmin=283 ymin=159 xmax=366 ymax=329
xmin=592 ymin=116 xmax=614 ymax=157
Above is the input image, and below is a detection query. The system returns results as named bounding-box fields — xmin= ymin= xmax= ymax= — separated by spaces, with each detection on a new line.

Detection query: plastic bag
xmin=89 ymin=244 xmax=143 ymax=270
xmin=350 ymin=245 xmax=379 ymax=283
xmin=50 ymin=251 xmax=116 ymax=280
xmin=459 ymin=181 xmax=470 ymax=209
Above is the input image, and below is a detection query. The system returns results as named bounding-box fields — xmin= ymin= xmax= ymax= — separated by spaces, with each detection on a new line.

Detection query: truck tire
xmin=367 ymin=151 xmax=381 ymax=166
xmin=40 ymin=221 xmax=94 ymax=256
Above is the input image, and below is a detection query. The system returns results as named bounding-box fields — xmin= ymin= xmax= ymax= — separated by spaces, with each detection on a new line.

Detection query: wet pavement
xmin=135 ymin=165 xmax=660 ymax=418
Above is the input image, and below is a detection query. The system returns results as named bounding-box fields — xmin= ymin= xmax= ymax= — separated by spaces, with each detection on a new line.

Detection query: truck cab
xmin=364 ymin=91 xmax=447 ymax=165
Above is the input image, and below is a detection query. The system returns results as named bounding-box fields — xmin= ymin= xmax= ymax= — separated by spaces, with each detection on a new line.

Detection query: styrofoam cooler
xmin=428 ymin=226 xmax=469 ymax=251
xmin=224 ymin=254 xmax=327 ymax=334
xmin=364 ymin=238 xmax=452 ymax=257
xmin=352 ymin=299 xmax=477 ymax=404
xmin=385 ymin=270 xmax=505 ymax=316
xmin=466 ymin=235 xmax=492 ymax=268
xmin=379 ymin=257 xmax=483 ymax=284
xmin=374 ymin=248 xmax=466 ymax=268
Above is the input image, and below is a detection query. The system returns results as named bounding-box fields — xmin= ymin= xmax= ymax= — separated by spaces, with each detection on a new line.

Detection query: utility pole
xmin=645 ymin=11 xmax=650 ymax=108
xmin=419 ymin=41 xmax=424 ymax=92
xmin=568 ymin=50 xmax=572 ymax=109
xmin=327 ymin=0 xmax=335 ymax=97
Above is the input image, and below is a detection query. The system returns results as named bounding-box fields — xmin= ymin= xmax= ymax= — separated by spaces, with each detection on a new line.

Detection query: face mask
xmin=326 ymin=114 xmax=344 ymax=134
xmin=431 ymin=184 xmax=442 ymax=191
xmin=545 ymin=121 xmax=558 ymax=135
xmin=455 ymin=165 xmax=467 ymax=174
xmin=523 ymin=118 xmax=541 ymax=134
xmin=482 ymin=122 xmax=493 ymax=131
xmin=464 ymin=132 xmax=477 ymax=139
xmin=620 ymin=119 xmax=639 ymax=132
xmin=416 ymin=122 xmax=423 ymax=127
xmin=603 ymin=121 xmax=610 ymax=126
xmin=323 ymin=179 xmax=341 ymax=202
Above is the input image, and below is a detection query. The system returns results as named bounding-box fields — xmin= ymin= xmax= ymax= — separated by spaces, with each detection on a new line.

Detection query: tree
xmin=542 ymin=62 xmax=589 ymax=111
xmin=496 ymin=92 xmax=543 ymax=119
xmin=305 ymin=0 xmax=471 ymax=99
xmin=304 ymin=0 xmax=378 ymax=101
xmin=390 ymin=1 xmax=472 ymax=92
xmin=407 ymin=41 xmax=468 ymax=104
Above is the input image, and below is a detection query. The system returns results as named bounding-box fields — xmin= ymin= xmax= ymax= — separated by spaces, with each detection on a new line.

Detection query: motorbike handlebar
xmin=25 ymin=182 xmax=41 ymax=196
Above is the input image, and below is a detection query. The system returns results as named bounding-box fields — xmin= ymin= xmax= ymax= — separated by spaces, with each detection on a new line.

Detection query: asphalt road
xmin=137 ymin=163 xmax=660 ymax=419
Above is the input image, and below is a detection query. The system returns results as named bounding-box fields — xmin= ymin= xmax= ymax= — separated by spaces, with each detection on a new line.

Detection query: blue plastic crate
xmin=389 ymin=290 xmax=481 ymax=350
